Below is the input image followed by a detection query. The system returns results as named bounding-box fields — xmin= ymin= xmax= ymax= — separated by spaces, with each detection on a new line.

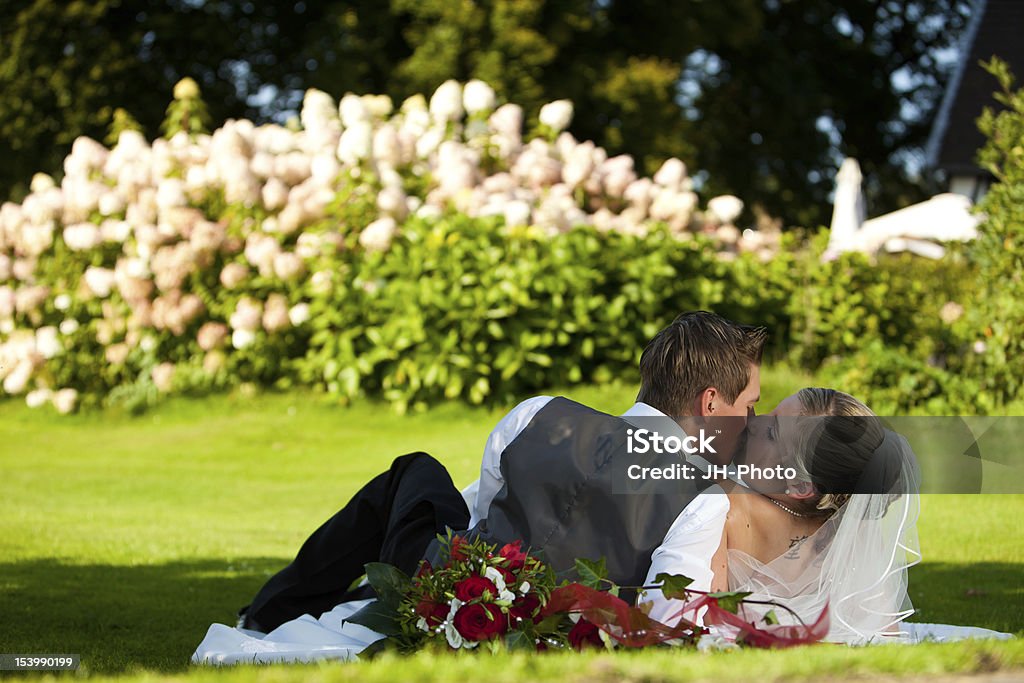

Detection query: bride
xmin=193 ymin=387 xmax=1011 ymax=664
xmin=663 ymin=387 xmax=923 ymax=643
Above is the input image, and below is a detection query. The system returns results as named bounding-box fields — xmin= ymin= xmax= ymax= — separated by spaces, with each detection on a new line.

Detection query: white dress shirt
xmin=458 ymin=396 xmax=729 ymax=625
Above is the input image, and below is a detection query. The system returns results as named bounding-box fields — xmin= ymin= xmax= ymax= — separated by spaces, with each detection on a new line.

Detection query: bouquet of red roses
xmin=403 ymin=534 xmax=554 ymax=650
xmin=347 ymin=533 xmax=827 ymax=655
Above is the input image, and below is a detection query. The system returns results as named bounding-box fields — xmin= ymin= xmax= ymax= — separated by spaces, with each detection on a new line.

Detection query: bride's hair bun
xmin=787 ymin=388 xmax=886 ymax=516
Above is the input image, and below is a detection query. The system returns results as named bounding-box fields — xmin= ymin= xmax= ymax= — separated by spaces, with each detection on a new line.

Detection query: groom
xmin=239 ymin=311 xmax=766 ymax=632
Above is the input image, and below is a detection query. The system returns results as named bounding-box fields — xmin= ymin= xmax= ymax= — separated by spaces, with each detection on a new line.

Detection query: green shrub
xmin=298 ymin=217 xmax=728 ymax=411
xmin=1 ymin=200 xmax=981 ymax=414
xmin=818 ymin=341 xmax=981 ymax=415
xmin=290 ymin=217 xmax=978 ymax=413
xmin=957 ymin=58 xmax=1024 ymax=410
xmin=782 ymin=232 xmax=971 ymax=371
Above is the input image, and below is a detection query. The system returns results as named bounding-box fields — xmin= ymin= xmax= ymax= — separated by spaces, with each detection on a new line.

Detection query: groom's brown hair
xmin=637 ymin=311 xmax=767 ymax=416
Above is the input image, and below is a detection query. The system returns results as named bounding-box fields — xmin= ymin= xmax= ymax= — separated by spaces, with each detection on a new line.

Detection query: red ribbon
xmin=674 ymin=595 xmax=831 ymax=648
xmin=542 ymin=583 xmax=702 ymax=647
xmin=542 ymin=583 xmax=830 ymax=649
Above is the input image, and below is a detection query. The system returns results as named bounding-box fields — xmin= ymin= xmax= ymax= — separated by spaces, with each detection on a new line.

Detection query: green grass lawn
xmin=1 ymin=367 xmax=1021 ymax=681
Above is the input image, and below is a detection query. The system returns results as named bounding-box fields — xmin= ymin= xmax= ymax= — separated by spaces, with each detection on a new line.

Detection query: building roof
xmin=926 ymin=0 xmax=1024 ymax=176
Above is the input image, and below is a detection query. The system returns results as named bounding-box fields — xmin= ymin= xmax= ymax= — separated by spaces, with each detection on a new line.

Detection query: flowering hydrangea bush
xmin=0 ymin=78 xmax=977 ymax=414
xmin=0 ymin=79 xmax=775 ymax=413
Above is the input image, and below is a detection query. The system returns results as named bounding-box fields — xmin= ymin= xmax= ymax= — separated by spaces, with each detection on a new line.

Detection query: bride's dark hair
xmin=788 ymin=388 xmax=886 ymax=516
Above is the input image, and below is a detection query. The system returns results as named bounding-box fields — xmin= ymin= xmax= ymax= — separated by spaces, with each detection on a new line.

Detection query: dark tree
xmin=687 ymin=0 xmax=972 ymax=226
xmin=0 ymin=0 xmax=972 ymax=228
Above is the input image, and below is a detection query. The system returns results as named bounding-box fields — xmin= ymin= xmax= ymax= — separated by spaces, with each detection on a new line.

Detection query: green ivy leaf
xmin=504 ymin=630 xmax=535 ymax=652
xmin=574 ymin=557 xmax=607 ymax=589
xmin=708 ymin=590 xmax=753 ymax=614
xmin=653 ymin=572 xmax=695 ymax=600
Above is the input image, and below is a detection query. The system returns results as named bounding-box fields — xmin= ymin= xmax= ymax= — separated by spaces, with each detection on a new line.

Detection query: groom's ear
xmin=697 ymin=387 xmax=718 ymax=417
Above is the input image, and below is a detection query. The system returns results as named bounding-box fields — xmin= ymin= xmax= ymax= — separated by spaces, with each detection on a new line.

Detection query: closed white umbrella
xmin=826 ymin=157 xmax=866 ymax=257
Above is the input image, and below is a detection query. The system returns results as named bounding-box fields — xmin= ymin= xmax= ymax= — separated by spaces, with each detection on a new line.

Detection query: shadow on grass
xmin=0 ymin=558 xmax=1019 ymax=676
xmin=908 ymin=562 xmax=1024 ymax=635
xmin=0 ymin=556 xmax=287 ymax=675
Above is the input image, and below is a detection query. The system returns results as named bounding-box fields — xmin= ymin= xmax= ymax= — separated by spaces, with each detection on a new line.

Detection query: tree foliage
xmin=0 ymin=0 xmax=971 ymax=226
xmin=688 ymin=0 xmax=972 ymax=226
xmin=0 ymin=0 xmax=257 ymax=199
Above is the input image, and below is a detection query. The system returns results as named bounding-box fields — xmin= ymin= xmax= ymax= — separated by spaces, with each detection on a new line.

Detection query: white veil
xmin=727 ymin=429 xmax=922 ymax=644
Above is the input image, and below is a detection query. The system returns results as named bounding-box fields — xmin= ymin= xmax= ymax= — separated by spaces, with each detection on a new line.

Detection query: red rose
xmin=449 ymin=535 xmax=469 ymax=562
xmin=453 ymin=603 xmax=507 ymax=641
xmin=414 ymin=560 xmax=433 ymax=578
xmin=454 ymin=575 xmax=497 ymax=602
xmin=415 ymin=599 xmax=449 ymax=627
xmin=568 ymin=618 xmax=604 ymax=650
xmin=508 ymin=593 xmax=541 ymax=623
xmin=499 ymin=540 xmax=528 ymax=570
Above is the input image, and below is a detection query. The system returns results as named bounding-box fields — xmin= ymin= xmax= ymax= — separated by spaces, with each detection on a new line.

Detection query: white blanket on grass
xmin=191 ymin=599 xmax=1013 ymax=666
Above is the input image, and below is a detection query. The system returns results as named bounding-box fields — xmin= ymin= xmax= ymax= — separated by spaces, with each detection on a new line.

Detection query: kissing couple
xmin=193 ymin=311 xmax=1010 ymax=664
